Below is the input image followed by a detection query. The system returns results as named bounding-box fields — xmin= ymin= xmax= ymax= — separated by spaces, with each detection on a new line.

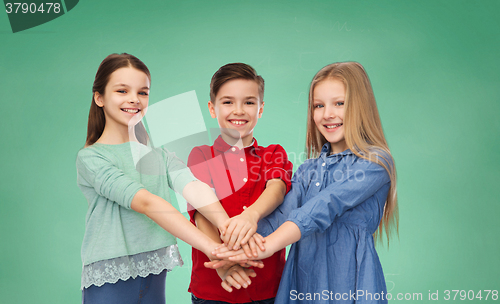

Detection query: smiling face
xmin=313 ymin=78 xmax=347 ymax=154
xmin=208 ymin=79 xmax=264 ymax=147
xmin=94 ymin=67 xmax=150 ymax=132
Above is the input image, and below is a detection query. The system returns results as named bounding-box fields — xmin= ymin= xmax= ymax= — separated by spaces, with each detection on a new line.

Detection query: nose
xmin=324 ymin=105 xmax=336 ymax=119
xmin=233 ymin=103 xmax=245 ymax=115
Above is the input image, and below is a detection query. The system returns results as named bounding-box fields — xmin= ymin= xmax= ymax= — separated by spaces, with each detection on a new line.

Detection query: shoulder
xmin=76 ymin=145 xmax=107 ymax=166
xmin=187 ymin=145 xmax=212 ymax=166
xmin=293 ymin=158 xmax=318 ymax=177
xmin=76 ymin=144 xmax=124 ymax=172
xmin=257 ymin=143 xmax=290 ymax=161
xmin=259 ymin=143 xmax=287 ymax=153
xmin=359 ymin=146 xmax=395 ymax=171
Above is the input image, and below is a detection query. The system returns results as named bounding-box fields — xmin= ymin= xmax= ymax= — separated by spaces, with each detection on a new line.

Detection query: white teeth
xmin=326 ymin=123 xmax=342 ymax=129
xmin=122 ymin=109 xmax=139 ymax=114
xmin=231 ymin=120 xmax=246 ymax=125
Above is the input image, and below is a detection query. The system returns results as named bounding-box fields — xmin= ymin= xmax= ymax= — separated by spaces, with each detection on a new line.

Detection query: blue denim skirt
xmin=82 ymin=269 xmax=167 ymax=304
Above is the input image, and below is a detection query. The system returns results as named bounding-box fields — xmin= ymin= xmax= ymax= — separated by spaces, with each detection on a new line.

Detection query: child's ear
xmin=208 ymin=101 xmax=217 ymax=118
xmin=94 ymin=92 xmax=104 ymax=108
xmin=258 ymin=101 xmax=264 ymax=118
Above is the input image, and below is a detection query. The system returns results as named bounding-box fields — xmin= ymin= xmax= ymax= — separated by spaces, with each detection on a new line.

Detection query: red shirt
xmin=187 ymin=136 xmax=292 ymax=303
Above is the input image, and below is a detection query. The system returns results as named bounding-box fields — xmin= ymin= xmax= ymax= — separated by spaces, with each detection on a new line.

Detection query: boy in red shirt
xmin=187 ymin=63 xmax=292 ymax=304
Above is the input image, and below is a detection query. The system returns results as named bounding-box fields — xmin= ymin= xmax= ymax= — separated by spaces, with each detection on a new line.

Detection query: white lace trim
xmin=81 ymin=245 xmax=183 ymax=289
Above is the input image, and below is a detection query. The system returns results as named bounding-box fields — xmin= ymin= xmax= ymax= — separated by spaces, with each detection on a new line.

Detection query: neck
xmin=97 ymin=124 xmax=138 ymax=145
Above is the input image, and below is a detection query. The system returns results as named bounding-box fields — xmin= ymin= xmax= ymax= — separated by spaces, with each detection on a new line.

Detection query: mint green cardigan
xmin=76 ymin=142 xmax=197 ymax=266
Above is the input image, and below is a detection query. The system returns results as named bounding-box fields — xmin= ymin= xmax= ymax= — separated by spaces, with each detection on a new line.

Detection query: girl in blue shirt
xmin=212 ymin=62 xmax=398 ymax=303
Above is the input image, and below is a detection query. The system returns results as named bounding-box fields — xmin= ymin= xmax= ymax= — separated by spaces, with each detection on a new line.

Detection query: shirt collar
xmin=320 ymin=142 xmax=353 ymax=161
xmin=213 ymin=135 xmax=260 ymax=154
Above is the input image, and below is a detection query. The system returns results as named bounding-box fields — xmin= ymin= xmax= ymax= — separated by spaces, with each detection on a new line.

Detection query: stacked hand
xmin=207 ymin=211 xmax=271 ymax=292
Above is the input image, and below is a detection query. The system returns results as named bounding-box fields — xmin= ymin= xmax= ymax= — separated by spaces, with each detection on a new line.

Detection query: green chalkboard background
xmin=1 ymin=0 xmax=499 ymax=303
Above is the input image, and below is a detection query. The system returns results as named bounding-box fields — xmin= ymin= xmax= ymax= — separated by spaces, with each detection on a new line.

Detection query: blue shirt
xmin=258 ymin=143 xmax=392 ymax=303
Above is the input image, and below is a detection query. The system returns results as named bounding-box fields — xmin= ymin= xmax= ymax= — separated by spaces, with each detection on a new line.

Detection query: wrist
xmin=243 ymin=208 xmax=260 ymax=223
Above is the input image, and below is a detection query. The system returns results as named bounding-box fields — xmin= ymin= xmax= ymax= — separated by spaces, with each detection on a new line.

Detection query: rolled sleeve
xmin=263 ymin=145 xmax=293 ymax=193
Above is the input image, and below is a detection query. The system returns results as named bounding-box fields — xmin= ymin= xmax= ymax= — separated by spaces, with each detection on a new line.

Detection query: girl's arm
xmin=131 ymin=189 xmax=219 ymax=259
xmin=183 ymin=180 xmax=230 ymax=234
xmin=212 ymin=221 xmax=301 ymax=262
xmin=287 ymin=158 xmax=391 ymax=239
xmin=255 ymin=163 xmax=308 ymax=238
xmin=212 ymin=156 xmax=393 ymax=262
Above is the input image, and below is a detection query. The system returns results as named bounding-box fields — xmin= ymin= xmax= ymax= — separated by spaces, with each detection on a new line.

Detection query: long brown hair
xmin=306 ymin=62 xmax=398 ymax=244
xmin=85 ymin=53 xmax=150 ymax=147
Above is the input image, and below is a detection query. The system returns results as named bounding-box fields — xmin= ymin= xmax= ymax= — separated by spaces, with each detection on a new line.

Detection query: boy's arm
xmin=194 ymin=211 xmax=257 ymax=291
xmin=194 ymin=211 xmax=222 ymax=243
xmin=223 ymin=178 xmax=286 ymax=249
xmin=223 ymin=144 xmax=293 ymax=249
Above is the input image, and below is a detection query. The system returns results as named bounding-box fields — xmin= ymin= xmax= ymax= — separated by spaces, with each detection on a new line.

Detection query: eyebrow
xmin=112 ymin=83 xmax=150 ymax=90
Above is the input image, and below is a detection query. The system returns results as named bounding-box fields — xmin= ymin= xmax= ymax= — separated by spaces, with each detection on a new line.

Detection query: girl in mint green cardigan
xmin=77 ymin=53 xmax=252 ymax=303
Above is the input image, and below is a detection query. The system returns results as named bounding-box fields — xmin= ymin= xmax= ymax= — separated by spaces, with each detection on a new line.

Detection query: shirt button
xmin=315 ymin=182 xmax=320 ymax=187
xmin=231 ymin=147 xmax=236 ymax=152
xmin=243 ymin=178 xmax=248 ymax=182
xmin=322 ymin=163 xmax=325 ymax=166
xmin=243 ymin=206 xmax=247 ymax=210
xmin=240 ymin=158 xmax=244 ymax=162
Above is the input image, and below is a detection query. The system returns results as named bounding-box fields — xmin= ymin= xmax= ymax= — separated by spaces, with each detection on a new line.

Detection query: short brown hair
xmin=209 ymin=63 xmax=264 ymax=103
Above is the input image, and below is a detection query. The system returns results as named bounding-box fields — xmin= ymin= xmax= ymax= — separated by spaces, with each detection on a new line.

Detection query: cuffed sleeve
xmin=263 ymin=145 xmax=293 ymax=193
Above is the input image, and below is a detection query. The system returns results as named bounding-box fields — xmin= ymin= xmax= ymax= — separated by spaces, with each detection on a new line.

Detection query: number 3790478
xmin=5 ymin=3 xmax=61 ymax=14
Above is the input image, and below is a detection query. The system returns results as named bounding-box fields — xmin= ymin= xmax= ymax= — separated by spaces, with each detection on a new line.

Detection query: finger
xmin=220 ymin=218 xmax=231 ymax=236
xmin=228 ymin=253 xmax=252 ymax=261
xmin=212 ymin=244 xmax=229 ymax=255
xmin=233 ymin=224 xmax=252 ymax=250
xmin=253 ymin=234 xmax=266 ymax=252
xmin=248 ymin=238 xmax=258 ymax=257
xmin=254 ymin=233 xmax=265 ymax=242
xmin=241 ymin=260 xmax=264 ymax=268
xmin=221 ymin=280 xmax=233 ymax=293
xmin=241 ymin=243 xmax=253 ymax=258
xmin=215 ymin=248 xmax=246 ymax=259
xmin=204 ymin=260 xmax=228 ymax=269
xmin=244 ymin=268 xmax=257 ymax=278
xmin=235 ymin=267 xmax=252 ymax=286
xmin=228 ymin=223 xmax=243 ymax=250
xmin=229 ymin=270 xmax=249 ymax=288
xmin=239 ymin=226 xmax=257 ymax=247
xmin=225 ymin=275 xmax=241 ymax=289
xmin=224 ymin=220 xmax=239 ymax=248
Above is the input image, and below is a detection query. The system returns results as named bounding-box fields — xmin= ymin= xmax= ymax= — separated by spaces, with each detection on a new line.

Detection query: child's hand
xmin=213 ymin=239 xmax=274 ymax=262
xmin=220 ymin=210 xmax=259 ymax=250
xmin=216 ymin=264 xmax=256 ymax=293
xmin=241 ymin=233 xmax=266 ymax=258
xmin=205 ymin=258 xmax=264 ymax=270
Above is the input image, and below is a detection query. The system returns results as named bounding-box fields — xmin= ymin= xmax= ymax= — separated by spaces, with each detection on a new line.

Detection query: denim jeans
xmin=82 ymin=269 xmax=167 ymax=304
xmin=191 ymin=294 xmax=275 ymax=304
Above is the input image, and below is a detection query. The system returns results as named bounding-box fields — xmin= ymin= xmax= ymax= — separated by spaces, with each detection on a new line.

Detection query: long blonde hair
xmin=306 ymin=62 xmax=398 ymax=244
